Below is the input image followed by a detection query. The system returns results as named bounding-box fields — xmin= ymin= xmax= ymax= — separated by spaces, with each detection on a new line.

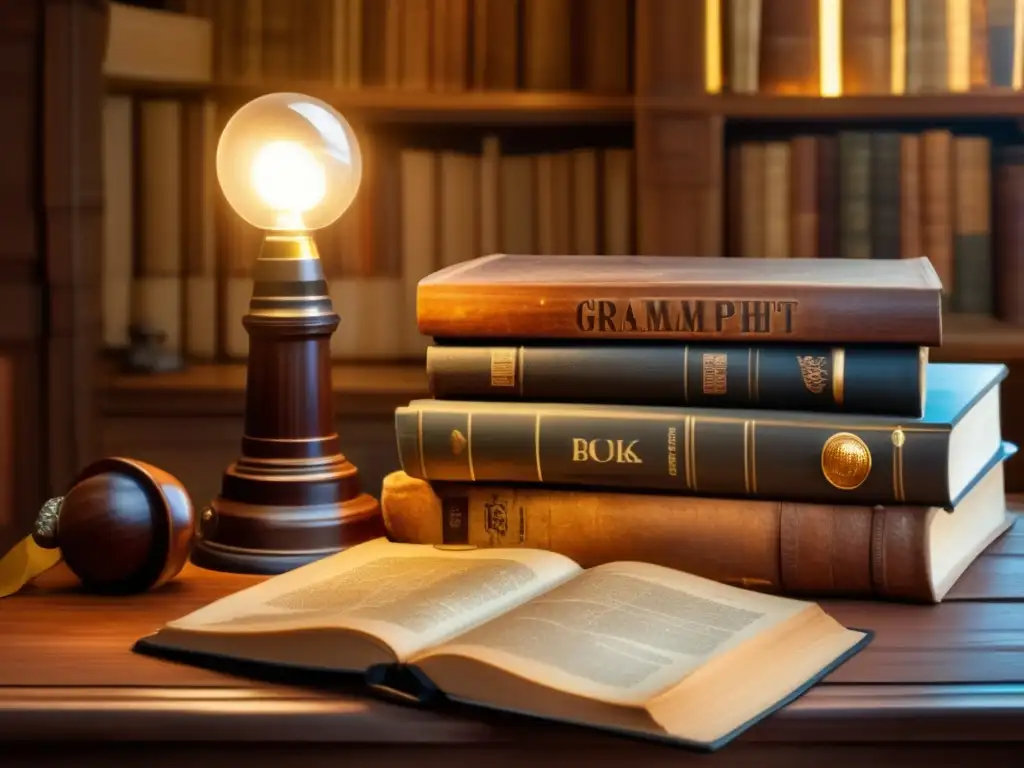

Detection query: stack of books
xmin=385 ymin=253 xmax=1015 ymax=603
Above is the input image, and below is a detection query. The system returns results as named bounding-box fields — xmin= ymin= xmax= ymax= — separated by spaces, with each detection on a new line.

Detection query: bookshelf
xmin=95 ymin=0 xmax=1024 ymax=497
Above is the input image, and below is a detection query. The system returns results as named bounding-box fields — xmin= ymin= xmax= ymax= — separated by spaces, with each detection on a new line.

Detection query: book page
xmin=416 ymin=561 xmax=811 ymax=706
xmin=166 ymin=539 xmax=581 ymax=661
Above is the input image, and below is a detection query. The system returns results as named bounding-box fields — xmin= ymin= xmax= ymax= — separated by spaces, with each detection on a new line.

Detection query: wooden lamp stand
xmin=191 ymin=233 xmax=384 ymax=575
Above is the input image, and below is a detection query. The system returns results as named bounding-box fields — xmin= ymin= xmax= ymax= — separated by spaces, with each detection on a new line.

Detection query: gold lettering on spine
xmin=490 ymin=348 xmax=517 ymax=388
xmin=467 ymin=413 xmax=476 ymax=481
xmin=417 ymin=410 xmax=428 ymax=479
xmin=891 ymin=428 xmax=906 ymax=501
xmin=534 ymin=414 xmax=543 ymax=482
xmin=687 ymin=417 xmax=699 ymax=491
xmin=743 ymin=421 xmax=751 ymax=493
xmin=701 ymin=353 xmax=728 ymax=395
xmin=832 ymin=348 xmax=846 ymax=406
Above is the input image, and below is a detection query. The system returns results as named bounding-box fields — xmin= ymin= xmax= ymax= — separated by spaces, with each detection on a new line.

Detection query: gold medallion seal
xmin=820 ymin=432 xmax=872 ymax=490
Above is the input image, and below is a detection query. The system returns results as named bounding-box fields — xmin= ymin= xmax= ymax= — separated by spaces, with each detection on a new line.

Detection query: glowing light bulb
xmin=216 ymin=92 xmax=362 ymax=232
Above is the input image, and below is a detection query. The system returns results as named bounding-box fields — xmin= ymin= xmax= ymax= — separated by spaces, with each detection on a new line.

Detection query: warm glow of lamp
xmin=194 ymin=93 xmax=383 ymax=576
xmin=216 ymin=92 xmax=362 ymax=233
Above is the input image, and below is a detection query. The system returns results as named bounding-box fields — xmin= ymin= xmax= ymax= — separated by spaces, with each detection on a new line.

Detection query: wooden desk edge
xmin=2 ymin=684 xmax=1024 ymax=744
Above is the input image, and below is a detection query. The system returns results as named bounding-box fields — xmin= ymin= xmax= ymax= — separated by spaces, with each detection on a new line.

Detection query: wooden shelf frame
xmin=640 ymin=92 xmax=1024 ymax=121
xmin=107 ymin=77 xmax=636 ymax=125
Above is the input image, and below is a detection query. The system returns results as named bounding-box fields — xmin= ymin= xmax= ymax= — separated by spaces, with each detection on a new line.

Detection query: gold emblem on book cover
xmin=797 ymin=355 xmax=829 ymax=394
xmin=820 ymin=432 xmax=871 ymax=490
xmin=450 ymin=429 xmax=468 ymax=455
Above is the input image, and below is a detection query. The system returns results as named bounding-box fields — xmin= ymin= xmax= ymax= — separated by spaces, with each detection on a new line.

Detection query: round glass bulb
xmin=216 ymin=92 xmax=362 ymax=232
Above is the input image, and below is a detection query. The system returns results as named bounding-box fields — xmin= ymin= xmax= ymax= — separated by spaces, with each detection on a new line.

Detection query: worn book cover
xmin=416 ymin=254 xmax=943 ymax=345
xmin=396 ymin=363 xmax=1007 ymax=509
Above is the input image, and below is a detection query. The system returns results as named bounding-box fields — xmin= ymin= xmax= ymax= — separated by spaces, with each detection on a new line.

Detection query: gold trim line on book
xmin=820 ymin=432 xmax=872 ymax=490
xmin=891 ymin=428 xmax=906 ymax=502
xmin=467 ymin=413 xmax=476 ymax=482
xmin=534 ymin=413 xmax=544 ymax=482
xmin=417 ymin=410 xmax=428 ymax=479
xmin=832 ymin=348 xmax=845 ymax=406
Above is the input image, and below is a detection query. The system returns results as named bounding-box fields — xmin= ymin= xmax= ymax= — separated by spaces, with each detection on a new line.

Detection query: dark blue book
xmin=396 ymin=363 xmax=1009 ymax=509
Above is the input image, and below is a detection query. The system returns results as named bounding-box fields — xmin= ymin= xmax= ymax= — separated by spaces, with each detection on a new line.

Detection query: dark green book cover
xmin=396 ymin=363 xmax=1007 ymax=509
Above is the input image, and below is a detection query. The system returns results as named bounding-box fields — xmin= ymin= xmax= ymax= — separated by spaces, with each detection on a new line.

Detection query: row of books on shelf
xmin=711 ymin=0 xmax=1024 ymax=96
xmin=167 ymin=0 xmax=631 ymax=93
xmin=727 ymin=129 xmax=1024 ymax=323
xmin=101 ymin=93 xmax=636 ymax=363
xmin=140 ymin=253 xmax=1012 ymax=753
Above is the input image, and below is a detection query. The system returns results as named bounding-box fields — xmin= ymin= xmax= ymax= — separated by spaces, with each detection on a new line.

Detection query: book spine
xmin=416 ymin=283 xmax=943 ymax=346
xmin=379 ymin=472 xmax=942 ymax=602
xmin=870 ymin=132 xmax=902 ymax=260
xmin=426 ymin=344 xmax=925 ymax=417
xmin=394 ymin=401 xmax=952 ymax=506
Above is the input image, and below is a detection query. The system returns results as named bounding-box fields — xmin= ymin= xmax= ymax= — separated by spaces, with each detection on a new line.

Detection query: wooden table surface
xmin=3 ymin=513 xmax=1024 ymax=767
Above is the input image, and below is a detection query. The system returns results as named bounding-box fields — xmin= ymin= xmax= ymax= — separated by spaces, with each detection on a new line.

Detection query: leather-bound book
xmin=838 ymin=132 xmax=872 ymax=260
xmin=425 ymin=342 xmax=928 ymax=417
xmin=416 ymin=253 xmax=944 ymax=344
xmin=395 ymin=363 xmax=1007 ymax=509
xmin=727 ymin=0 xmax=762 ymax=93
xmin=790 ymin=136 xmax=818 ymax=259
xmin=763 ymin=142 xmax=791 ymax=258
xmin=988 ymin=0 xmax=1015 ymax=87
xmin=759 ymin=0 xmax=819 ymax=94
xmin=921 ymin=130 xmax=955 ymax=298
xmin=899 ymin=134 xmax=923 ymax=258
xmin=739 ymin=142 xmax=765 ymax=258
xmin=995 ymin=146 xmax=1024 ymax=325
xmin=816 ymin=135 xmax=839 ymax=257
xmin=380 ymin=457 xmax=1013 ymax=604
xmin=870 ymin=132 xmax=902 ymax=259
xmin=906 ymin=0 xmax=949 ymax=92
xmin=841 ymin=0 xmax=892 ymax=94
xmin=970 ymin=0 xmax=991 ymax=88
xmin=952 ymin=136 xmax=993 ymax=314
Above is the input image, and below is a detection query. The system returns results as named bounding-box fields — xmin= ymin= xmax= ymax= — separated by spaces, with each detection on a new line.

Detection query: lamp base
xmin=191 ymin=460 xmax=385 ymax=576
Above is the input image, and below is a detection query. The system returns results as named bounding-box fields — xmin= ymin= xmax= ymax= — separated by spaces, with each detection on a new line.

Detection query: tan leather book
xmin=790 ymin=136 xmax=818 ymax=259
xmin=472 ymin=0 xmax=519 ymax=90
xmin=727 ymin=0 xmax=762 ymax=93
xmin=841 ymin=0 xmax=892 ymax=94
xmin=417 ymin=253 xmax=944 ymax=344
xmin=952 ymin=136 xmax=993 ymax=313
xmin=921 ymin=130 xmax=955 ymax=297
xmin=522 ymin=0 xmax=572 ymax=90
xmin=134 ymin=99 xmax=183 ymax=357
xmin=906 ymin=0 xmax=949 ymax=92
xmin=759 ymin=0 xmax=819 ymax=94
xmin=581 ymin=0 xmax=631 ymax=93
xmin=739 ymin=142 xmax=765 ymax=258
xmin=763 ymin=142 xmax=791 ymax=258
xmin=995 ymin=146 xmax=1024 ymax=324
xmin=899 ymin=134 xmax=923 ymax=259
xmin=970 ymin=0 xmax=991 ymax=87
xmin=100 ymin=95 xmax=133 ymax=351
xmin=381 ymin=460 xmax=1012 ymax=603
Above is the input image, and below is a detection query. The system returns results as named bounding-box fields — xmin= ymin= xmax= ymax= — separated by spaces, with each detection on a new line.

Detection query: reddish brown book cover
xmin=417 ymin=254 xmax=943 ymax=344
xmin=759 ymin=0 xmax=820 ymax=94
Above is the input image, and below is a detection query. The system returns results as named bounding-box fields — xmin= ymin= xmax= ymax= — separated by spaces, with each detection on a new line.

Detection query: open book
xmin=135 ymin=539 xmax=870 ymax=751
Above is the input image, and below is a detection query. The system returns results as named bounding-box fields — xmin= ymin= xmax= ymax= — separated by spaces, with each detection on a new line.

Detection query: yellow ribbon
xmin=0 ymin=536 xmax=63 ymax=598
